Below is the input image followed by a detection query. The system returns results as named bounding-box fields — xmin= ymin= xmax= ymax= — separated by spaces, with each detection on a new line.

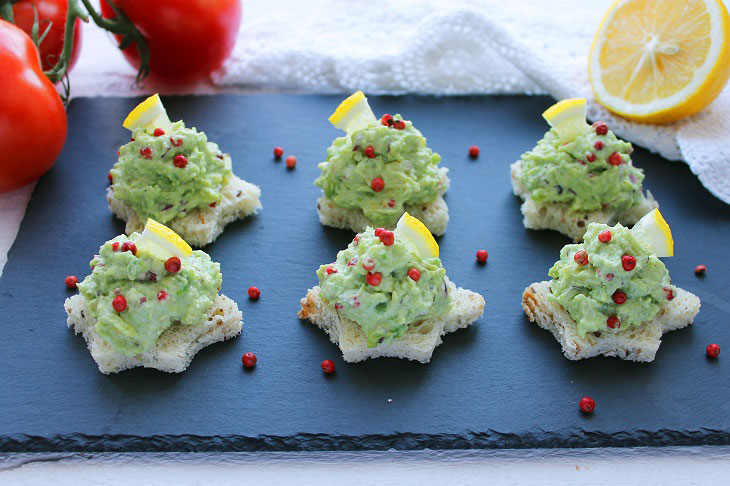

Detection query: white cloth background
xmin=2 ymin=0 xmax=729 ymax=274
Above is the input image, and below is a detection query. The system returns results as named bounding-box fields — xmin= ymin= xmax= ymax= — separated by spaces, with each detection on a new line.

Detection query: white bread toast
xmin=522 ymin=280 xmax=700 ymax=362
xmin=298 ymin=278 xmax=484 ymax=363
xmin=510 ymin=160 xmax=657 ymax=241
xmin=108 ymin=172 xmax=261 ymax=247
xmin=316 ymin=167 xmax=450 ymax=236
xmin=65 ymin=293 xmax=242 ymax=374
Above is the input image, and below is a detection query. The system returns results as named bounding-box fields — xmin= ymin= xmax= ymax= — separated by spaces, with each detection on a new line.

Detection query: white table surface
xmin=1 ymin=4 xmax=728 ymax=484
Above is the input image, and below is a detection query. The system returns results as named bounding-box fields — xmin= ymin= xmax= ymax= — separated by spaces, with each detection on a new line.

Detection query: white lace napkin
xmin=215 ymin=0 xmax=730 ymax=204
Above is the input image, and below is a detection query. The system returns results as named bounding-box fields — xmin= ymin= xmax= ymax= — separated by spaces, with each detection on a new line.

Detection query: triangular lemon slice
xmin=328 ymin=90 xmax=378 ymax=134
xmin=136 ymin=218 xmax=192 ymax=260
xmin=394 ymin=212 xmax=439 ymax=259
xmin=631 ymin=208 xmax=673 ymax=257
xmin=542 ymin=98 xmax=589 ymax=143
xmin=123 ymin=94 xmax=173 ymax=133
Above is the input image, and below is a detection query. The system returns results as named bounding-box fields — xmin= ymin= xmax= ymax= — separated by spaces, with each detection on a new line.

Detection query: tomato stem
xmin=0 ymin=2 xmax=14 ymax=23
xmin=42 ymin=0 xmax=87 ymax=84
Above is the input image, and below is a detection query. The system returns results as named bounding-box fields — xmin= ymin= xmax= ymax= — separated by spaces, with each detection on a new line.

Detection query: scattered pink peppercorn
xmin=392 ymin=119 xmax=406 ymax=130
xmin=157 ymin=290 xmax=168 ymax=301
xmin=366 ymin=272 xmax=382 ymax=286
xmin=173 ymin=154 xmax=188 ymax=168
xmin=388 ymin=199 xmax=396 ymax=208
xmin=606 ymin=273 xmax=614 ymax=280
xmin=476 ymin=249 xmax=488 ymax=263
xmin=130 ymin=137 xmax=135 ymax=142
xmin=375 ymin=228 xmax=385 ymax=237
xmin=164 ymin=256 xmax=181 ymax=273
xmin=326 ymin=266 xmax=337 ymax=275
xmin=108 ymin=172 xmax=113 ymax=183
xmin=608 ymin=153 xmax=623 ymax=166
xmin=112 ymin=295 xmax=127 ymax=312
xmin=321 ymin=359 xmax=336 ymax=374
xmin=586 ymin=152 xmax=597 ymax=162
xmin=153 ymin=128 xmax=165 ymax=137
xmin=706 ymin=343 xmax=721 ymax=358
xmin=371 ymin=177 xmax=385 ymax=192
xmin=140 ymin=147 xmax=152 ymax=159
xmin=612 ymin=290 xmax=627 ymax=305
xmin=209 ymin=202 xmax=217 ymax=208
xmin=407 ymin=268 xmax=421 ymax=281
xmin=381 ymin=114 xmax=393 ymax=126
xmin=664 ymin=286 xmax=675 ymax=301
xmin=573 ymin=250 xmax=589 ymax=266
xmin=112 ymin=242 xmax=120 ymax=251
xmin=242 ymin=352 xmax=257 ymax=368
xmin=468 ymin=145 xmax=480 ymax=158
xmin=598 ymin=230 xmax=612 ymax=243
xmin=170 ymin=137 xmax=182 ymax=147
xmin=607 ymin=315 xmax=620 ymax=329
xmin=353 ymin=235 xmax=359 ymax=245
xmin=622 ymin=254 xmax=637 ymax=271
xmin=348 ymin=257 xmax=358 ymax=267
xmin=379 ymin=230 xmax=395 ymax=246
xmin=695 ymin=264 xmax=707 ymax=276
xmin=579 ymin=396 xmax=596 ymax=413
xmin=120 ymin=242 xmax=137 ymax=255
xmin=273 ymin=146 xmax=284 ymax=159
xmin=593 ymin=121 xmax=608 ymax=136
xmin=64 ymin=275 xmax=78 ymax=289
xmin=248 ymin=286 xmax=261 ymax=300
xmin=594 ymin=141 xmax=604 ymax=150
xmin=364 ymin=145 xmax=376 ymax=158
xmin=286 ymin=155 xmax=297 ymax=169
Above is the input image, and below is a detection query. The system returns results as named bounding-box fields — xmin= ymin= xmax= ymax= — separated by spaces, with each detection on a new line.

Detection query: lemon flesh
xmin=328 ymin=90 xmax=378 ymax=134
xmin=123 ymin=94 xmax=173 ymax=132
xmin=631 ymin=208 xmax=674 ymax=257
xmin=589 ymin=0 xmax=730 ymax=123
xmin=542 ymin=98 xmax=589 ymax=143
xmin=394 ymin=212 xmax=439 ymax=259
xmin=136 ymin=218 xmax=193 ymax=260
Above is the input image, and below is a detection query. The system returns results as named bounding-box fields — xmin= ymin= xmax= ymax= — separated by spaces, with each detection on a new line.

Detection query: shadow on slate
xmin=0 ymin=94 xmax=729 ymax=453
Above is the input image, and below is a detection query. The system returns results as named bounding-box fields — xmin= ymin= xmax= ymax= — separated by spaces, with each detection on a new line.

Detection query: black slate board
xmin=1 ymin=95 xmax=729 ymax=453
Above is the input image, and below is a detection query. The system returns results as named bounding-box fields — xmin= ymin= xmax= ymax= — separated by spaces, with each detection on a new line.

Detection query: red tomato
xmin=0 ymin=20 xmax=67 ymax=193
xmin=12 ymin=0 xmax=82 ymax=73
xmin=100 ymin=0 xmax=241 ymax=82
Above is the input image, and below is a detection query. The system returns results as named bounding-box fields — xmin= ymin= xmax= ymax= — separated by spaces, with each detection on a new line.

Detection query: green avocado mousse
xmin=511 ymin=98 xmax=657 ymax=241
xmin=299 ymin=213 xmax=485 ymax=363
xmin=66 ymin=218 xmax=242 ymax=373
xmin=315 ymin=91 xmax=449 ymax=236
xmin=107 ymin=94 xmax=262 ymax=247
xmin=522 ymin=208 xmax=700 ymax=361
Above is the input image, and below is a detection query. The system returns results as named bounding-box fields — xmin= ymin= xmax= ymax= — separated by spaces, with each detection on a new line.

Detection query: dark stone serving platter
xmin=0 ymin=95 xmax=728 ymax=452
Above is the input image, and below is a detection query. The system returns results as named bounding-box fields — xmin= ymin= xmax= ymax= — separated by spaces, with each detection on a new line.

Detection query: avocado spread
xmin=316 ymin=228 xmax=451 ymax=347
xmin=77 ymin=233 xmax=222 ymax=356
xmin=520 ymin=125 xmax=645 ymax=212
xmin=315 ymin=115 xmax=446 ymax=227
xmin=548 ymin=222 xmax=673 ymax=336
xmin=110 ymin=120 xmax=231 ymax=224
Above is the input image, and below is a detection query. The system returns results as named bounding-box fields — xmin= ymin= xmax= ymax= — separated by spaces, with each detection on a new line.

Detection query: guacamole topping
xmin=520 ymin=125 xmax=644 ymax=212
xmin=548 ymin=222 xmax=673 ymax=337
xmin=110 ymin=120 xmax=231 ymax=224
xmin=77 ymin=233 xmax=222 ymax=356
xmin=315 ymin=115 xmax=446 ymax=227
xmin=316 ymin=227 xmax=451 ymax=347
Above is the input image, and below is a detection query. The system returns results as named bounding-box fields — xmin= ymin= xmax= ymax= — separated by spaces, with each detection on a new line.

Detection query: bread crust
xmin=108 ymin=170 xmax=261 ymax=247
xmin=299 ymin=277 xmax=485 ymax=363
xmin=522 ymin=280 xmax=700 ymax=362
xmin=65 ymin=293 xmax=242 ymax=374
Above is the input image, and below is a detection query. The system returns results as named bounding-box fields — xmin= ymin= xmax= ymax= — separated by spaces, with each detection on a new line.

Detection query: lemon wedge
xmin=122 ymin=94 xmax=173 ymax=132
xmin=394 ymin=212 xmax=439 ymax=259
xmin=136 ymin=218 xmax=192 ymax=260
xmin=328 ymin=90 xmax=378 ymax=133
xmin=542 ymin=98 xmax=589 ymax=143
xmin=589 ymin=0 xmax=730 ymax=124
xmin=630 ymin=208 xmax=674 ymax=257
